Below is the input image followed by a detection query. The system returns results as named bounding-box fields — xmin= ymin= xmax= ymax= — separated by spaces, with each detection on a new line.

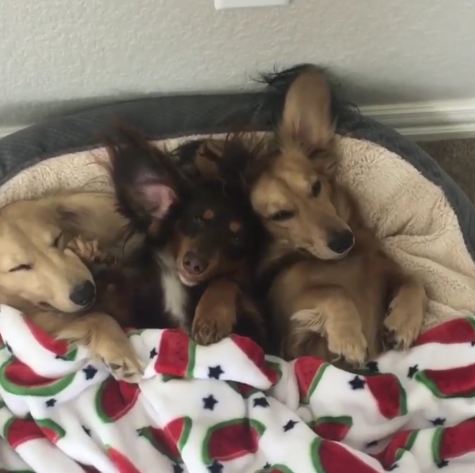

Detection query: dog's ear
xmin=279 ymin=70 xmax=335 ymax=155
xmin=107 ymin=126 xmax=185 ymax=232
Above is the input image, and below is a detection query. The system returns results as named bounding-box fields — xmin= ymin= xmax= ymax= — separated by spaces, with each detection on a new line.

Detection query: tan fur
xmin=0 ymin=192 xmax=143 ymax=380
xmin=250 ymin=71 xmax=427 ymax=365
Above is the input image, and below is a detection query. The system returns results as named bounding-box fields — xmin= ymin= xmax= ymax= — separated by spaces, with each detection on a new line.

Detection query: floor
xmin=419 ymin=139 xmax=475 ymax=203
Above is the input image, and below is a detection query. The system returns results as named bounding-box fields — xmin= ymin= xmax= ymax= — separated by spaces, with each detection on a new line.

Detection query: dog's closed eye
xmin=9 ymin=264 xmax=33 ymax=272
xmin=269 ymin=210 xmax=296 ymax=222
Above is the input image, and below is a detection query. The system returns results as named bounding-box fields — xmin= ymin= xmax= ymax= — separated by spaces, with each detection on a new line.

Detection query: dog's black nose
xmin=183 ymin=251 xmax=208 ymax=275
xmin=328 ymin=230 xmax=354 ymax=254
xmin=70 ymin=281 xmax=96 ymax=307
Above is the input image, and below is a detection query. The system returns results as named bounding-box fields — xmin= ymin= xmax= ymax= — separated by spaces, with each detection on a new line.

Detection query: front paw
xmin=95 ymin=339 xmax=144 ymax=383
xmin=57 ymin=325 xmax=143 ymax=383
xmin=192 ymin=310 xmax=234 ymax=345
xmin=67 ymin=236 xmax=115 ymax=266
xmin=384 ymin=297 xmax=424 ymax=350
xmin=327 ymin=325 xmax=368 ymax=367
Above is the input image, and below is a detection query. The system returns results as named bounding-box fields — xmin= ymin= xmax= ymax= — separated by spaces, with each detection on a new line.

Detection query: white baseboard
xmin=361 ymin=99 xmax=475 ymax=141
xmin=1 ymin=99 xmax=475 ymax=142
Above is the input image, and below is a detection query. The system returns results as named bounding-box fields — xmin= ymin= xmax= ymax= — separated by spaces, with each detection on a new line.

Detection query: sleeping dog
xmin=107 ymin=127 xmax=266 ymax=346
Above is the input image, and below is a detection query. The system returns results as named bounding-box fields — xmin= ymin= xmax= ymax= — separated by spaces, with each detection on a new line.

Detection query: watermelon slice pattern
xmin=2 ymin=306 xmax=475 ymax=471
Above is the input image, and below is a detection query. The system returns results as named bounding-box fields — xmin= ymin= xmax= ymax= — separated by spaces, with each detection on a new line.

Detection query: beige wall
xmin=1 ymin=0 xmax=474 ymax=126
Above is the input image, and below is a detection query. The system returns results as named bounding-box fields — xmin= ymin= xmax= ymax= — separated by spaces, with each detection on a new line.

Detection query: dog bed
xmin=0 ymin=89 xmax=475 ymax=472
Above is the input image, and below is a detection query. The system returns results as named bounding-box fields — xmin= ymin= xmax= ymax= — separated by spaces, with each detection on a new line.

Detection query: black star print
xmin=366 ymin=440 xmax=379 ymax=448
xmin=349 ymin=375 xmax=366 ymax=390
xmin=150 ymin=347 xmax=157 ymax=359
xmin=366 ymin=361 xmax=379 ymax=373
xmin=471 ymin=340 xmax=475 ymax=347
xmin=46 ymin=398 xmax=56 ymax=407
xmin=437 ymin=460 xmax=449 ymax=468
xmin=82 ymin=425 xmax=91 ymax=436
xmin=283 ymin=419 xmax=298 ymax=432
xmin=253 ymin=397 xmax=269 ymax=408
xmin=55 ymin=354 xmax=65 ymax=360
xmin=388 ymin=464 xmax=399 ymax=471
xmin=83 ymin=365 xmax=97 ymax=380
xmin=208 ymin=365 xmax=224 ymax=380
xmin=263 ymin=463 xmax=271 ymax=470
xmin=203 ymin=394 xmax=218 ymax=410
xmin=173 ymin=464 xmax=184 ymax=473
xmin=431 ymin=417 xmax=446 ymax=426
xmin=407 ymin=364 xmax=419 ymax=379
xmin=208 ymin=460 xmax=223 ymax=473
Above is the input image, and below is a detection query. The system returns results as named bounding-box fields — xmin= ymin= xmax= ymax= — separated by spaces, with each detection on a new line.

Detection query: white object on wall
xmin=215 ymin=0 xmax=289 ymax=9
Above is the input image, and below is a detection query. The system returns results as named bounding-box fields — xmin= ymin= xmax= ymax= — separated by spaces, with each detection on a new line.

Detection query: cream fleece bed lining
xmin=0 ymin=133 xmax=474 ymax=329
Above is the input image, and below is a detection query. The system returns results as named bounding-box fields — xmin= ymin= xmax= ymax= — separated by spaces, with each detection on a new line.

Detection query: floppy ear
xmin=107 ymin=126 xmax=184 ymax=232
xmin=279 ymin=70 xmax=335 ymax=153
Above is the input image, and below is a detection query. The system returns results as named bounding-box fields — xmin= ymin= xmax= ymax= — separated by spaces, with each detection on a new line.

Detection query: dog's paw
xmin=384 ymin=297 xmax=424 ymax=350
xmin=96 ymin=340 xmax=144 ymax=383
xmin=67 ymin=236 xmax=115 ymax=266
xmin=327 ymin=326 xmax=368 ymax=367
xmin=192 ymin=311 xmax=234 ymax=346
xmin=57 ymin=324 xmax=143 ymax=383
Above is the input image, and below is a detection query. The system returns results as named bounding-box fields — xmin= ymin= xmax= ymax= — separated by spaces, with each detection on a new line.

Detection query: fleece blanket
xmin=1 ymin=305 xmax=475 ymax=473
xmin=0 ymin=134 xmax=474 ymax=330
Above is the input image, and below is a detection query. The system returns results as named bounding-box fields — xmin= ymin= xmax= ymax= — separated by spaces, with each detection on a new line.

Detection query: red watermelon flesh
xmin=96 ymin=377 xmax=139 ymax=423
xmin=155 ymin=330 xmax=194 ymax=378
xmin=414 ymin=318 xmax=475 ymax=346
xmin=107 ymin=447 xmax=141 ymax=473
xmin=138 ymin=417 xmax=191 ymax=462
xmin=4 ymin=417 xmax=44 ymax=448
xmin=311 ymin=416 xmax=353 ymax=441
xmin=373 ymin=430 xmax=417 ymax=468
xmin=294 ymin=356 xmax=327 ymax=404
xmin=230 ymin=335 xmax=277 ymax=383
xmin=417 ymin=364 xmax=475 ymax=398
xmin=312 ymin=438 xmax=380 ymax=473
xmin=0 ymin=358 xmax=74 ymax=396
xmin=366 ymin=374 xmax=406 ymax=419
xmin=437 ymin=418 xmax=475 ymax=461
xmin=203 ymin=418 xmax=265 ymax=464
xmin=36 ymin=418 xmax=66 ymax=444
xmin=24 ymin=318 xmax=69 ymax=356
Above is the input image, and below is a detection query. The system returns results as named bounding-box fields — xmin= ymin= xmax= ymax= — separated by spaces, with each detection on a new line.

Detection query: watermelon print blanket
xmin=1 ymin=306 xmax=475 ymax=473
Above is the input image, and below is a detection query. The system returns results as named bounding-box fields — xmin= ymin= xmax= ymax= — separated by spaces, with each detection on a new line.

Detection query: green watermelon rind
xmin=36 ymin=418 xmax=66 ymax=443
xmin=467 ymin=317 xmax=475 ymax=331
xmin=3 ymin=417 xmax=43 ymax=448
xmin=303 ymin=363 xmax=329 ymax=404
xmin=177 ymin=416 xmax=192 ymax=451
xmin=393 ymin=430 xmax=418 ymax=463
xmin=202 ymin=418 xmax=266 ymax=464
xmin=314 ymin=415 xmax=353 ymax=428
xmin=431 ymin=426 xmax=444 ymax=466
xmin=398 ymin=382 xmax=408 ymax=416
xmin=137 ymin=426 xmax=180 ymax=462
xmin=310 ymin=437 xmax=325 ymax=473
xmin=139 ymin=416 xmax=191 ymax=460
xmin=269 ymin=465 xmax=295 ymax=473
xmin=95 ymin=378 xmax=140 ymax=424
xmin=0 ymin=358 xmax=75 ymax=397
xmin=186 ymin=341 xmax=196 ymax=378
xmin=415 ymin=370 xmax=475 ymax=399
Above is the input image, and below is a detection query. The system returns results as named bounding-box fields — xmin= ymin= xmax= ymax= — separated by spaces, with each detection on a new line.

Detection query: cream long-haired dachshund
xmin=0 ymin=192 xmax=142 ymax=380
